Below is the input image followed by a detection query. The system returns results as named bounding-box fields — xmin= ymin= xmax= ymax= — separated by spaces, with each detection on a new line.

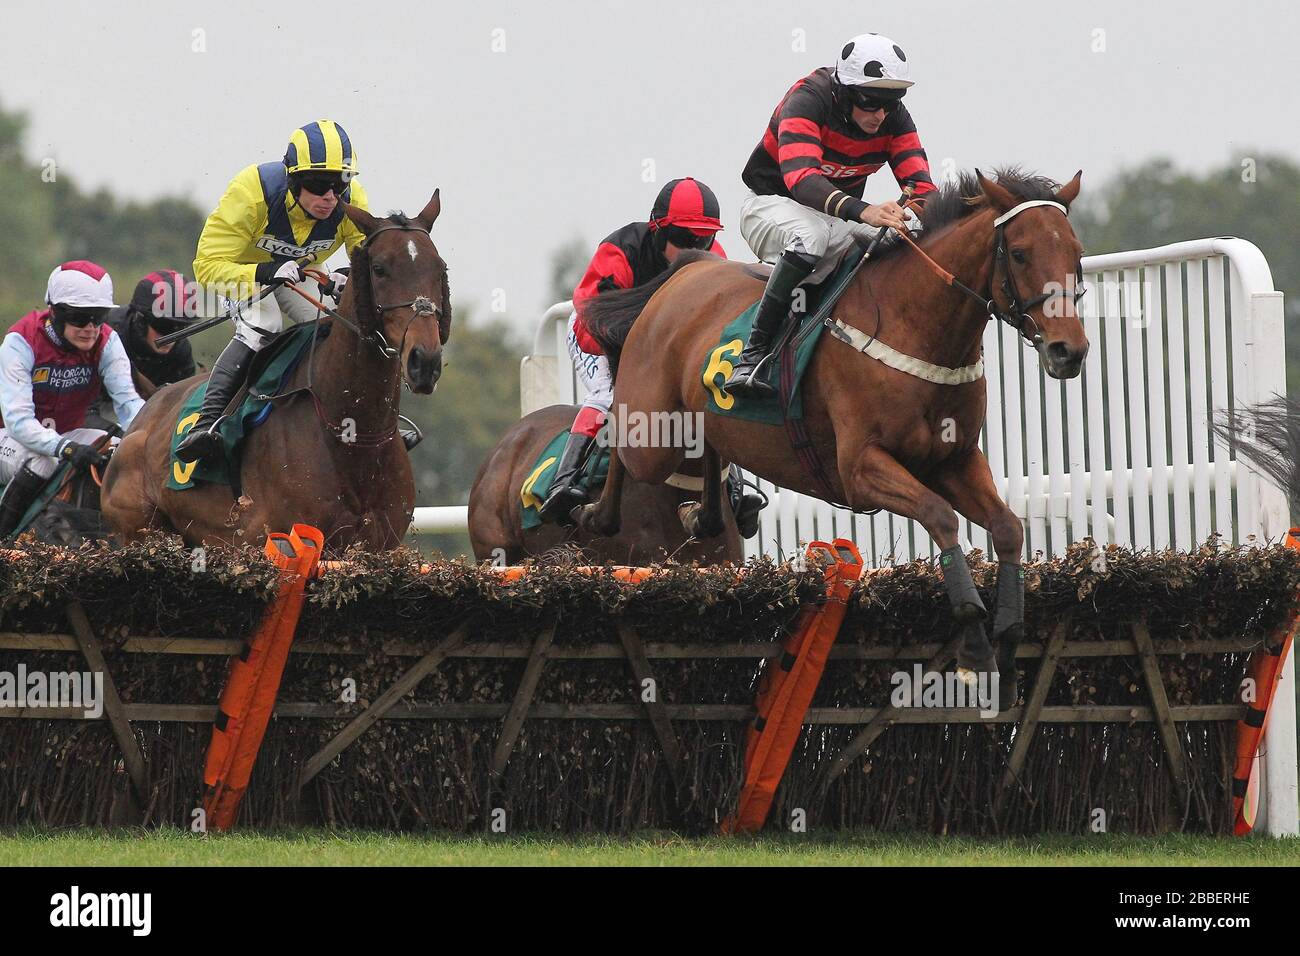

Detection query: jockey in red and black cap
xmin=540 ymin=178 xmax=742 ymax=527
xmin=567 ymin=178 xmax=726 ymax=356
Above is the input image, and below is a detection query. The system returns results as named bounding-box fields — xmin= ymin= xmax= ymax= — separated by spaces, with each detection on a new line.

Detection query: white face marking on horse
xmin=407 ymin=239 xmax=418 ymax=262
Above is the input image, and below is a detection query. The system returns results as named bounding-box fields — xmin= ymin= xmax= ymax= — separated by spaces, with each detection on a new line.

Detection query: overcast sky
xmin=2 ymin=0 xmax=1295 ymax=335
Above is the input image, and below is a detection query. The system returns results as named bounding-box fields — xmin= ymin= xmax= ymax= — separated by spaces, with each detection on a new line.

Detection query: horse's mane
xmin=870 ymin=166 xmax=1064 ymax=261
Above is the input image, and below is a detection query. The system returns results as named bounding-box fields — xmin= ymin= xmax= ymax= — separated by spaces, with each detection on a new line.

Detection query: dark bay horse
xmin=581 ymin=170 xmax=1088 ymax=704
xmin=101 ymin=194 xmax=451 ymax=552
xmin=468 ymin=403 xmax=742 ymax=565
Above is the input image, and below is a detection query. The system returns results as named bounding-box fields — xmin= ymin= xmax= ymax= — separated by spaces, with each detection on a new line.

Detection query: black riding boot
xmin=722 ymin=248 xmax=819 ymax=400
xmin=538 ymin=431 xmax=597 ymax=526
xmin=175 ymin=338 xmax=256 ymax=464
xmin=726 ymin=469 xmax=766 ymax=539
xmin=0 ymin=464 xmax=49 ymax=538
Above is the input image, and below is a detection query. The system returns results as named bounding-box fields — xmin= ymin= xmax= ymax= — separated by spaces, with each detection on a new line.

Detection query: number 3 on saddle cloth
xmin=167 ymin=323 xmax=323 ymax=493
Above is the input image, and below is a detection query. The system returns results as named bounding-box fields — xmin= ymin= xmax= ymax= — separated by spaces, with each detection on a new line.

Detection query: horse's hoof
xmin=578 ymin=502 xmax=618 ymax=537
xmin=677 ymin=501 xmax=702 ymax=537
xmin=678 ymin=500 xmax=724 ymax=539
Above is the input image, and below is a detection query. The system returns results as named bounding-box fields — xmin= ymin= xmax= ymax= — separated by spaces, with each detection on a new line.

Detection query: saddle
xmin=703 ymin=249 xmax=864 ymax=426
xmin=219 ymin=323 xmax=330 ymax=420
xmin=166 ymin=323 xmax=323 ymax=493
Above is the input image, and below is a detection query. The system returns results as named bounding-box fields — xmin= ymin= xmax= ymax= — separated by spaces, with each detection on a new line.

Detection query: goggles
xmin=661 ymin=226 xmax=716 ymax=250
xmin=56 ymin=306 xmax=109 ymax=328
xmin=847 ymin=89 xmax=903 ymax=113
xmin=295 ymin=174 xmax=349 ymax=197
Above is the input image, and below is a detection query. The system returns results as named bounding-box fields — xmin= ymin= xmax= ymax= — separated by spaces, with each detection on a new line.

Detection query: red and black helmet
xmin=130 ymin=270 xmax=194 ymax=331
xmin=648 ymin=178 xmax=724 ymax=235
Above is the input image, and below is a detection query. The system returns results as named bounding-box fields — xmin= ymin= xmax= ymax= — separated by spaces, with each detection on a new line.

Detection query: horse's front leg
xmin=843 ymin=445 xmax=995 ymax=680
xmin=578 ymin=443 xmax=625 ymax=537
xmin=929 ymin=446 xmax=1026 ymax=710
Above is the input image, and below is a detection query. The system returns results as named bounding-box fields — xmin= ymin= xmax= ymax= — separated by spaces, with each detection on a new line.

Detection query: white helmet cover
xmin=834 ymin=34 xmax=913 ymax=90
xmin=45 ymin=260 xmax=115 ymax=309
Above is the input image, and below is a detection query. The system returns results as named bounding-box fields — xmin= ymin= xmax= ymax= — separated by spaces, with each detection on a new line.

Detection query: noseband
xmin=989 ymin=200 xmax=1086 ymax=347
xmin=329 ymin=221 xmax=445 ymax=360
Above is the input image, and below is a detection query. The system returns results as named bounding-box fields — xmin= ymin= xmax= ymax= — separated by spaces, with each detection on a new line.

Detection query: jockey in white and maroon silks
xmin=725 ymin=33 xmax=938 ymax=398
xmin=538 ymin=178 xmax=731 ymax=525
xmin=0 ymin=261 xmax=144 ymax=535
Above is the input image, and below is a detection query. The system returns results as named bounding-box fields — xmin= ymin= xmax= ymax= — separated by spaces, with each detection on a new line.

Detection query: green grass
xmin=2 ymin=828 xmax=1298 ymax=866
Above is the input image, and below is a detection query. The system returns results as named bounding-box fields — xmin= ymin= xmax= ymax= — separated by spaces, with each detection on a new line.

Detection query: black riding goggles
xmin=55 ymin=306 xmax=108 ymax=328
xmin=661 ymin=226 xmax=716 ymax=250
xmin=847 ymin=90 xmax=903 ymax=113
xmin=295 ymin=174 xmax=348 ymax=197
xmin=145 ymin=315 xmax=190 ymax=335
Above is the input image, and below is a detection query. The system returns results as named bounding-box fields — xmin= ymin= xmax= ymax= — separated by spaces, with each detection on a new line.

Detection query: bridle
xmin=989 ymin=200 xmax=1085 ymax=346
xmin=291 ymin=221 xmax=445 ymax=361
xmin=358 ymin=222 xmax=445 ymax=358
xmin=268 ymin=222 xmax=445 ymax=447
xmin=894 ymin=198 xmax=1085 ymax=349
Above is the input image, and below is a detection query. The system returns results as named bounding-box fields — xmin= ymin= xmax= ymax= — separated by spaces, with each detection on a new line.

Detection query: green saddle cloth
xmin=700 ymin=252 xmax=862 ymax=425
xmin=519 ymin=429 xmax=611 ymax=531
xmin=166 ymin=323 xmax=320 ymax=491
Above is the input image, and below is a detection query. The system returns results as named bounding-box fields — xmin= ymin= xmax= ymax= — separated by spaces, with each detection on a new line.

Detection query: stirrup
xmin=726 ymin=354 xmax=777 ymax=397
xmin=175 ymin=422 xmax=224 ymax=464
xmin=399 ymin=415 xmax=423 ymax=451
xmin=538 ymin=484 xmax=587 ymax=526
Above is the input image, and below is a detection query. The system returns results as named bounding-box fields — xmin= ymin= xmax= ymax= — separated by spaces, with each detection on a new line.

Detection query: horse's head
xmin=977 ymin=170 xmax=1088 ymax=379
xmin=341 ymin=191 xmax=450 ymax=394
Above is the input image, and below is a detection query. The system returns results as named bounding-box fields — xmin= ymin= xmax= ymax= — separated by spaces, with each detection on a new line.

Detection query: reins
xmin=887 ymin=197 xmax=1083 ymax=347
xmin=246 ymin=220 xmax=445 ymax=447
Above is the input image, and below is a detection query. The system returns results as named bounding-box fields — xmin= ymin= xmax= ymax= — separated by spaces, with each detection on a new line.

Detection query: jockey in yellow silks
xmin=177 ymin=119 xmax=371 ymax=464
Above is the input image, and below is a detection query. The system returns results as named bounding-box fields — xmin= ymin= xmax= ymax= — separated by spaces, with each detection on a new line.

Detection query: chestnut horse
xmin=101 ymin=194 xmax=451 ymax=552
xmin=581 ymin=170 xmax=1088 ymax=705
xmin=468 ymin=403 xmax=742 ymax=564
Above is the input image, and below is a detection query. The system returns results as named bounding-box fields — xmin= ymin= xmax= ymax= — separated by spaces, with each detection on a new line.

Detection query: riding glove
xmin=254 ymin=260 xmax=304 ymax=288
xmin=58 ymin=441 xmax=105 ymax=470
xmin=323 ymin=267 xmax=350 ymax=299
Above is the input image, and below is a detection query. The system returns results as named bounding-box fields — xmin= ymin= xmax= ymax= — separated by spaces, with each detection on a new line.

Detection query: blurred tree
xmin=1071 ymin=154 xmax=1300 ymax=393
xmin=401 ymin=310 xmax=526 ymax=558
xmin=0 ymin=99 xmax=205 ymax=325
xmin=547 ymin=235 xmax=589 ymax=305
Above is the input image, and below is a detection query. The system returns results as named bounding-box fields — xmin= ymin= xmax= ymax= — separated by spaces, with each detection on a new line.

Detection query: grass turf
xmin=3 ymin=829 xmax=1298 ymax=866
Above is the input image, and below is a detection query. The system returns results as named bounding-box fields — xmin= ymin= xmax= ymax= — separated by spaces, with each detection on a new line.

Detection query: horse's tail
xmin=1215 ymin=395 xmax=1300 ymax=519
xmin=584 ymin=249 xmax=716 ymax=372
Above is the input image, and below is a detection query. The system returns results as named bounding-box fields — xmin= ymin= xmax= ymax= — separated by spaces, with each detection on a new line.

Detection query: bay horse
xmin=468 ymin=403 xmax=742 ymax=565
xmin=101 ymin=193 xmax=451 ymax=553
xmin=580 ymin=170 xmax=1088 ymax=705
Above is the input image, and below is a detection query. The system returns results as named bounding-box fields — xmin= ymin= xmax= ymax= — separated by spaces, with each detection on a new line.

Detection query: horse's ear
xmin=975 ymin=169 xmax=1019 ymax=215
xmin=343 ymin=201 xmax=384 ymax=236
xmin=414 ymin=189 xmax=441 ymax=232
xmin=1055 ymin=170 xmax=1083 ymax=208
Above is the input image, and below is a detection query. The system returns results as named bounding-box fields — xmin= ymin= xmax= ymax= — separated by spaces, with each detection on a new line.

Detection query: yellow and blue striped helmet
xmin=283 ymin=120 xmax=358 ymax=179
